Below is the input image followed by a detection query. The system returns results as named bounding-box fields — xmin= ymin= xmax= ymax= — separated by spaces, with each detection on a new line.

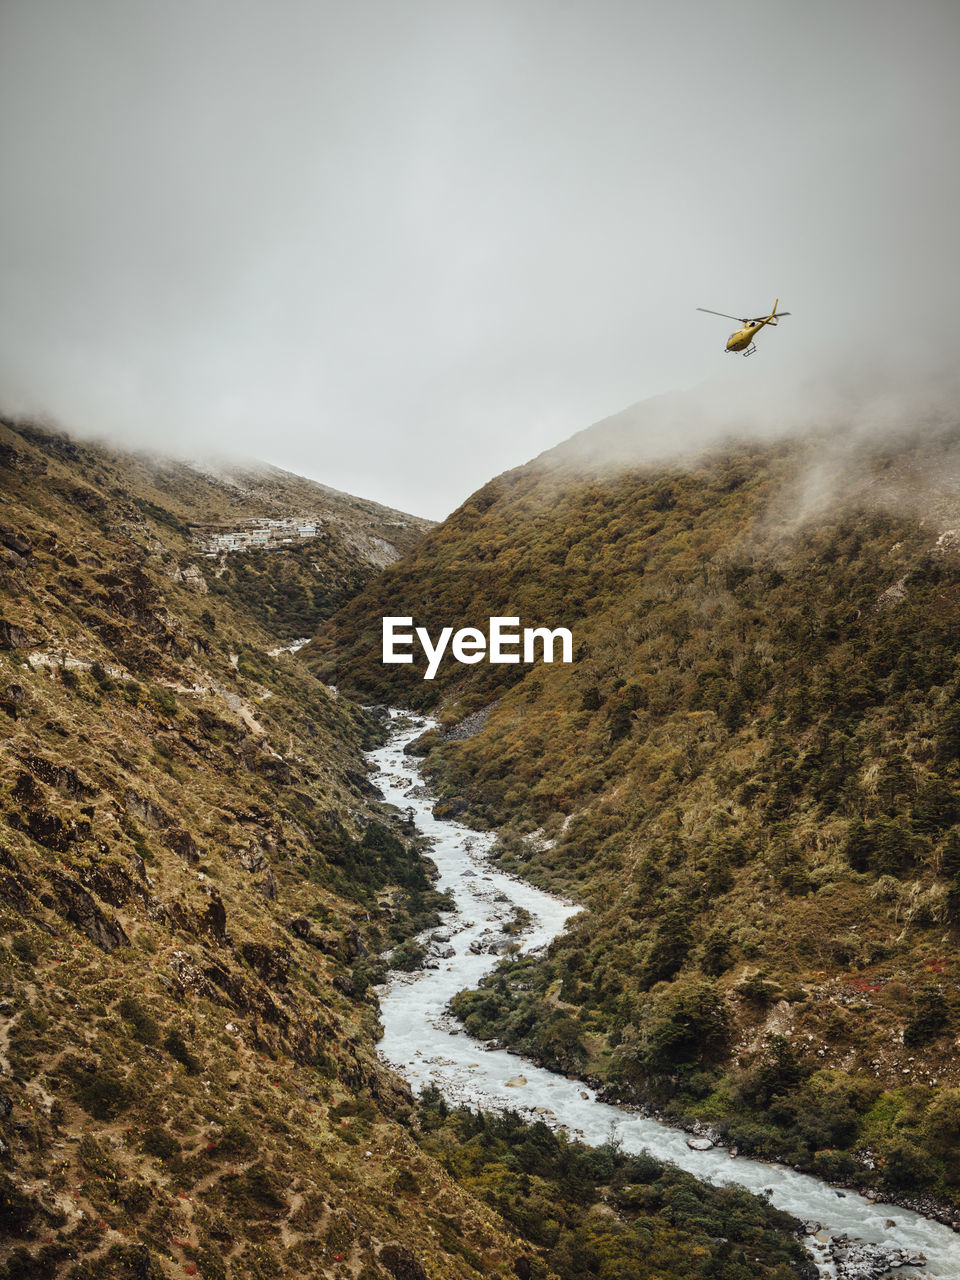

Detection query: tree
xmin=639 ymin=910 xmax=693 ymax=988
xmin=903 ymin=984 xmax=949 ymax=1047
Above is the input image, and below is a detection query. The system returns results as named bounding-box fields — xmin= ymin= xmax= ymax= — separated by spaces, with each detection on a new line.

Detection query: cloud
xmin=2 ymin=1 xmax=958 ymax=517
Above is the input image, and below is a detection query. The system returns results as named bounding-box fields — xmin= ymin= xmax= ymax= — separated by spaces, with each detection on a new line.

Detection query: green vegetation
xmin=316 ymin=425 xmax=960 ymax=1208
xmin=208 ymin=541 xmax=371 ymax=640
xmin=1 ymin=418 xmax=520 ymax=1280
xmin=8 ymin=410 xmax=959 ymax=1277
xmin=416 ymin=1091 xmax=807 ymax=1280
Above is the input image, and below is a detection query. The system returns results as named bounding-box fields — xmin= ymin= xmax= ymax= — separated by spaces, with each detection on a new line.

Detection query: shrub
xmin=149 ymin=685 xmax=178 ymax=716
xmin=903 ymin=985 xmax=949 ymax=1047
xmin=639 ymin=909 xmax=692 ymax=988
xmin=11 ymin=934 xmax=38 ymax=966
xmin=118 ymin=995 xmax=160 ymax=1045
xmin=164 ymin=1027 xmax=200 ymax=1074
xmin=223 ymin=1163 xmax=286 ymax=1215
xmin=882 ymin=1139 xmax=935 ymax=1190
xmin=70 ymin=1067 xmax=131 ymax=1120
xmin=90 ymin=661 xmax=115 ymax=691
xmin=142 ymin=1126 xmax=180 ymax=1160
xmin=642 ymin=979 xmax=729 ymax=1072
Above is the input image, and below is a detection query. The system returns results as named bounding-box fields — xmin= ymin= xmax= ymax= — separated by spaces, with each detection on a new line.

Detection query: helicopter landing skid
xmin=727 ymin=342 xmax=757 ymax=357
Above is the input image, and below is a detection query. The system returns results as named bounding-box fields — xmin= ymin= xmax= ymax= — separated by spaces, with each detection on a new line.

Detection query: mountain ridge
xmin=1 ymin=416 xmax=812 ymax=1280
xmin=309 ymin=402 xmax=960 ymax=1216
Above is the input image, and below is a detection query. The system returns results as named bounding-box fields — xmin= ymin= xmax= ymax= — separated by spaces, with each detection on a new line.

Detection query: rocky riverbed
xmin=370 ymin=713 xmax=960 ymax=1279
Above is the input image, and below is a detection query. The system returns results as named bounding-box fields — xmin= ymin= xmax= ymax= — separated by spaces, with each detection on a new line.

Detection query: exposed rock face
xmin=163 ymin=827 xmax=202 ymax=863
xmin=20 ymin=752 xmax=97 ymax=799
xmin=0 ymin=617 xmax=35 ymax=649
xmin=257 ymin=867 xmax=278 ymax=900
xmin=124 ymin=789 xmax=174 ymax=829
xmin=167 ymin=562 xmax=208 ymax=593
xmin=240 ymin=940 xmax=290 ymax=985
xmin=47 ymin=870 xmax=130 ymax=951
xmin=379 ymin=1244 xmax=430 ymax=1280
xmin=0 ymin=682 xmax=26 ymax=718
xmin=237 ymin=841 xmax=269 ymax=873
xmin=8 ymin=805 xmax=85 ymax=852
xmin=0 ymin=524 xmax=33 ymax=559
xmin=200 ymin=888 xmax=228 ymax=939
xmin=0 ymin=846 xmax=35 ymax=910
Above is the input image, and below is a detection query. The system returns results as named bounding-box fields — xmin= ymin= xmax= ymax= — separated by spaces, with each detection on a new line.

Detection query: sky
xmin=1 ymin=0 xmax=958 ymax=519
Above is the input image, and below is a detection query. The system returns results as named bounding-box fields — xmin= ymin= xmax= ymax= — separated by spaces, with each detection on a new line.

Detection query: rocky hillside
xmin=0 ymin=417 xmax=809 ymax=1280
xmin=0 ymin=419 xmax=514 ymax=1280
xmin=309 ymin=406 xmax=960 ymax=1217
xmin=3 ymin=420 xmax=433 ymax=646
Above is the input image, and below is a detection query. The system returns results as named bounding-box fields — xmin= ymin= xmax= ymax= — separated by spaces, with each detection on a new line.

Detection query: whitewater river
xmin=369 ymin=713 xmax=960 ymax=1279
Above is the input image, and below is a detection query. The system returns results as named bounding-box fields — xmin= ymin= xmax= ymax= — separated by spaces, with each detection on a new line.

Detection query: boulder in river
xmin=685 ymin=1136 xmax=714 ymax=1151
xmin=504 ymin=1075 xmax=527 ymax=1087
xmin=829 ymin=1235 xmax=927 ymax=1278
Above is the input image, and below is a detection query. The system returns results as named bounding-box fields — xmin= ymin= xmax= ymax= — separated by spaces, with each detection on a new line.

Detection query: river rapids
xmin=369 ymin=713 xmax=960 ymax=1279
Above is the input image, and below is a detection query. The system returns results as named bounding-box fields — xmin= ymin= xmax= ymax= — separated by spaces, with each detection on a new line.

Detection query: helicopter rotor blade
xmin=696 ymin=307 xmax=748 ymax=322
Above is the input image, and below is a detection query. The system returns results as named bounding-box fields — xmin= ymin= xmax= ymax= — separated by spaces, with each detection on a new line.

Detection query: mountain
xmin=0 ymin=417 xmax=809 ymax=1280
xmin=309 ymin=400 xmax=960 ymax=1216
xmin=1 ymin=424 xmax=432 ymax=645
xmin=0 ymin=419 xmax=495 ymax=1278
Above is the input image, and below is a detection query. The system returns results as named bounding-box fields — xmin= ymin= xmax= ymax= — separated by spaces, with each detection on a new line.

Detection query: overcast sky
xmin=2 ymin=1 xmax=958 ymax=518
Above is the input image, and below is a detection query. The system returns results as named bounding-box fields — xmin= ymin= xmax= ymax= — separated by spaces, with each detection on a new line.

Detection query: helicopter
xmin=697 ymin=298 xmax=790 ymax=356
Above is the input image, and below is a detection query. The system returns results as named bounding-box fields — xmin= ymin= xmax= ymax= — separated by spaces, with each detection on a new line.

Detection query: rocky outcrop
xmin=7 ymin=805 xmax=87 ymax=852
xmin=240 ymin=941 xmax=290 ymax=986
xmin=19 ymin=752 xmax=97 ymax=800
xmin=47 ymin=870 xmax=130 ymax=951
xmin=379 ymin=1244 xmax=430 ymax=1280
xmin=0 ymin=682 xmax=26 ymax=719
xmin=167 ymin=563 xmax=208 ymax=593
xmin=162 ymin=827 xmax=202 ymax=864
xmin=0 ymin=617 xmax=35 ymax=650
xmin=0 ymin=525 xmax=32 ymax=560
xmin=124 ymin=789 xmax=174 ymax=830
xmin=0 ymin=846 xmax=36 ymax=912
xmin=829 ymin=1236 xmax=927 ymax=1278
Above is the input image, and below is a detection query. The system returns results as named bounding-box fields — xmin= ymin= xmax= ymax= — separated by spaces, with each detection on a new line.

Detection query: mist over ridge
xmin=487 ymin=355 xmax=960 ymax=550
xmin=2 ymin=1 xmax=958 ymax=517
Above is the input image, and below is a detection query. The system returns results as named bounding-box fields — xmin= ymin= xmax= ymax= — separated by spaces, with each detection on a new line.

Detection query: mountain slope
xmin=308 ymin=408 xmax=960 ymax=1215
xmin=4 ymin=419 xmax=433 ymax=645
xmin=0 ymin=419 xmax=524 ymax=1280
xmin=0 ymin=418 xmax=810 ymax=1280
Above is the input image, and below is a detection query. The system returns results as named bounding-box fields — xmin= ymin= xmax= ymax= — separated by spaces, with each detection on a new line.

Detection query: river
xmin=369 ymin=713 xmax=960 ymax=1279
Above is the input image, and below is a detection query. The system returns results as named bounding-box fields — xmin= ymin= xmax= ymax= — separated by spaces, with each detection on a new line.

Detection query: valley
xmin=370 ymin=711 xmax=960 ymax=1277
xmin=5 ymin=4 xmax=956 ymax=1277
xmin=5 ymin=405 xmax=960 ymax=1280
xmin=312 ymin=414 xmax=960 ymax=1227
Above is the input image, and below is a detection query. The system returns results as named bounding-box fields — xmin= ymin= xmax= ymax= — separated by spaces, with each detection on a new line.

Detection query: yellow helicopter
xmin=697 ymin=298 xmax=790 ymax=356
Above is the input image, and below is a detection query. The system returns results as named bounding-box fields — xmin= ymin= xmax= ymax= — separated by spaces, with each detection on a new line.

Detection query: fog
xmin=1 ymin=1 xmax=958 ymax=518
